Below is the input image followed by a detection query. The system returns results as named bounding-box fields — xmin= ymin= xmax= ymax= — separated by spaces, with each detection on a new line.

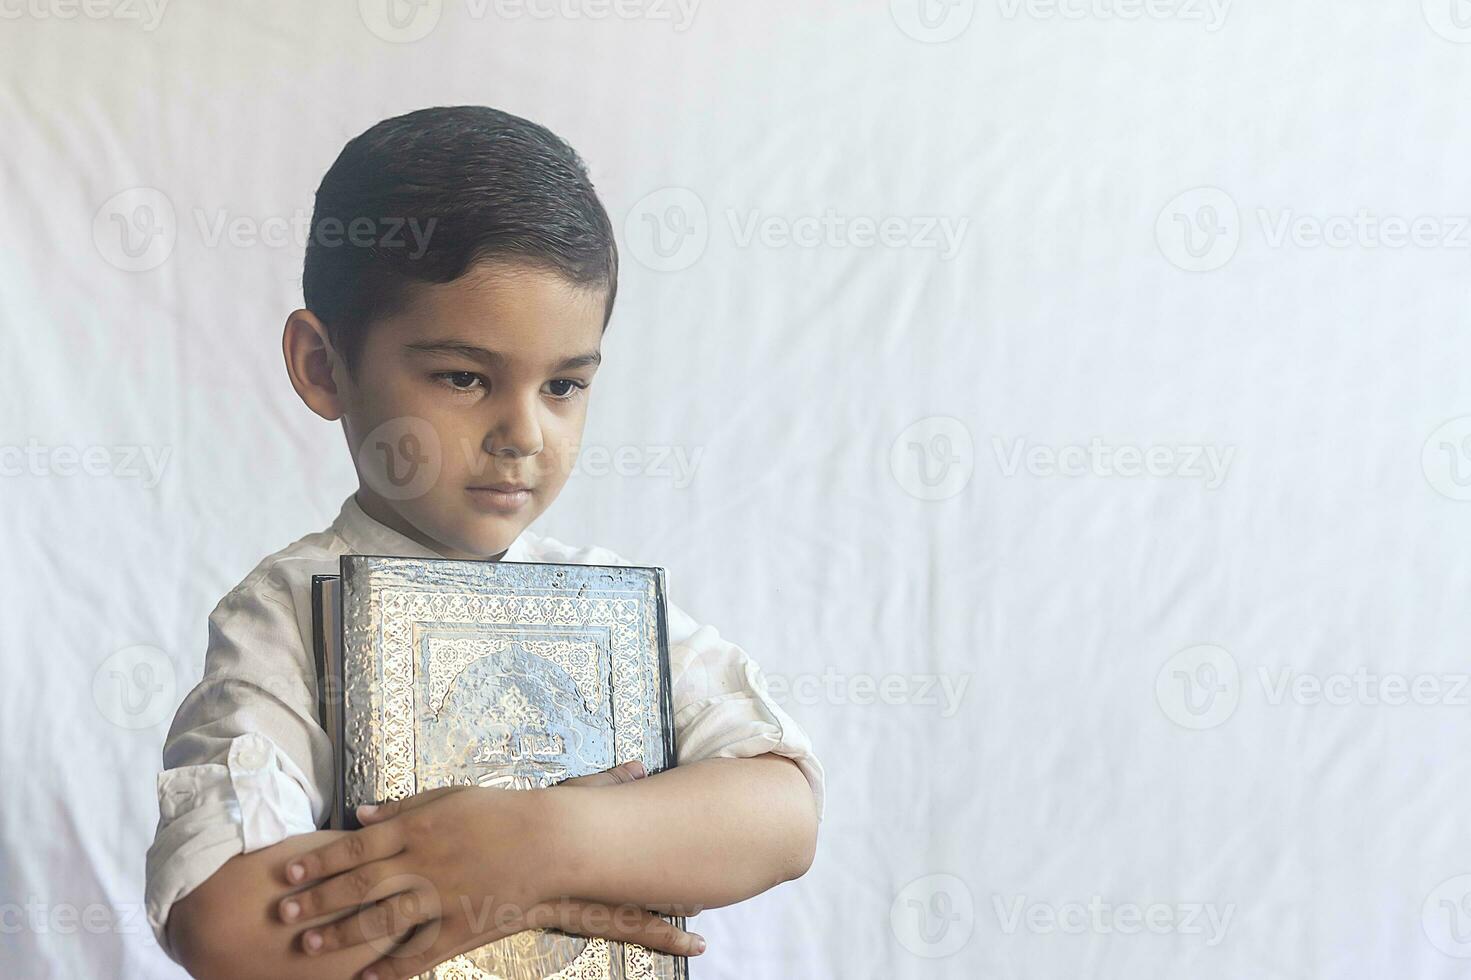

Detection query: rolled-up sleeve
xmin=665 ymin=601 xmax=827 ymax=822
xmin=144 ymin=565 xmax=328 ymax=962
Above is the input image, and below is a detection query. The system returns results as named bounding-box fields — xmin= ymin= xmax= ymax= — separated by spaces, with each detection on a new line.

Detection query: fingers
xmin=558 ymin=760 xmax=648 ymax=788
xmin=624 ymin=912 xmax=707 ymax=958
xmin=602 ymin=760 xmax=647 ymax=784
xmin=279 ymin=853 xmax=414 ymax=924
xmin=285 ymin=823 xmax=403 ymax=889
xmin=530 ymin=898 xmax=707 ymax=957
xmin=299 ymin=888 xmax=435 ymax=957
xmin=356 ymin=923 xmax=487 ymax=980
xmin=357 ymin=786 xmax=461 ymax=825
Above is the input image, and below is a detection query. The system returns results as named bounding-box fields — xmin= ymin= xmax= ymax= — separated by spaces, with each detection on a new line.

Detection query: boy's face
xmin=335 ymin=259 xmax=607 ymax=560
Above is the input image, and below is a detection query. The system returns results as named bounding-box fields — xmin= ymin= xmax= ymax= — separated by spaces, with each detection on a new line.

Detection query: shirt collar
xmin=330 ymin=492 xmax=534 ymax=564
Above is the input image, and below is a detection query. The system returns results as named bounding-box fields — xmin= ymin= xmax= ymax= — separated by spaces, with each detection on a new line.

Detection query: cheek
xmin=540 ymin=410 xmax=587 ymax=482
xmin=351 ymin=370 xmax=428 ymax=430
xmin=386 ymin=380 xmax=475 ymax=462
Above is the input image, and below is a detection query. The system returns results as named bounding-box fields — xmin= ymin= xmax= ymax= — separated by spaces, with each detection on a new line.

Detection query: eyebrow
xmin=403 ymin=341 xmax=601 ymax=371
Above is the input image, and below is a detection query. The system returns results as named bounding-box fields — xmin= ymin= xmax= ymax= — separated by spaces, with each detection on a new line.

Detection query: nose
xmin=481 ymin=391 xmax=544 ymax=459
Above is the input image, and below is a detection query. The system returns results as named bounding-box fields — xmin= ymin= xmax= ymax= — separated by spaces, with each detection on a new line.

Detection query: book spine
xmin=339 ymin=554 xmax=377 ymax=831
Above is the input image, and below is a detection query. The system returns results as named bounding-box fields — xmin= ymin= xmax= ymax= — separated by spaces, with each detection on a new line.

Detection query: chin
xmin=439 ymin=517 xmax=524 ymax=560
xmin=393 ymin=501 xmax=516 ymax=561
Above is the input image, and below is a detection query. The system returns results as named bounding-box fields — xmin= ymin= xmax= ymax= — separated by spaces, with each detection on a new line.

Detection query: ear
xmin=282 ymin=309 xmax=347 ymax=421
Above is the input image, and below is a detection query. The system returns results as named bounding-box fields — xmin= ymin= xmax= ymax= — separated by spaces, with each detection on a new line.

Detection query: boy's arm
xmin=547 ymin=753 xmax=819 ymax=909
xmin=167 ymin=829 xmax=387 ymax=980
xmin=277 ymin=752 xmax=819 ymax=978
xmin=166 ymin=763 xmax=706 ymax=980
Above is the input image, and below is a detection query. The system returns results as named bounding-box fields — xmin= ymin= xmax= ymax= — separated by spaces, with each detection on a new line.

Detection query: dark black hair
xmin=302 ymin=105 xmax=618 ymax=374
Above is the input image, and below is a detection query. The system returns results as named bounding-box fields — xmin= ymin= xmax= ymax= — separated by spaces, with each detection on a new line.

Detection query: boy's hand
xmin=278 ymin=762 xmax=705 ymax=979
xmin=556 ymin=760 xmax=648 ymax=788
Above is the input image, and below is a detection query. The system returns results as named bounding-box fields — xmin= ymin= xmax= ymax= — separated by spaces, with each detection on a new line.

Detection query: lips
xmin=465 ymin=483 xmax=534 ymax=513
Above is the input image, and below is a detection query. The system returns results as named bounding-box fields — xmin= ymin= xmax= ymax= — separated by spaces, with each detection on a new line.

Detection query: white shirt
xmin=144 ymin=492 xmax=825 ymax=962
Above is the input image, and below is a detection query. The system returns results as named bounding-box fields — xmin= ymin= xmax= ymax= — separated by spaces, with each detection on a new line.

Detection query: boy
xmin=144 ymin=106 xmax=825 ymax=980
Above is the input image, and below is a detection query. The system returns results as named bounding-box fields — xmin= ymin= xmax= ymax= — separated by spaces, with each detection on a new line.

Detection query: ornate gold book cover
xmin=310 ymin=554 xmax=687 ymax=980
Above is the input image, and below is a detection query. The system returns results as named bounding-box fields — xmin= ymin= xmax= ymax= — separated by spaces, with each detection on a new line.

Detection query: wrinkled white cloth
xmin=143 ymin=492 xmax=825 ymax=962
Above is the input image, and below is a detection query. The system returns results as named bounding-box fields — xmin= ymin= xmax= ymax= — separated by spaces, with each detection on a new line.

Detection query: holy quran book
xmin=310 ymin=554 xmax=688 ymax=980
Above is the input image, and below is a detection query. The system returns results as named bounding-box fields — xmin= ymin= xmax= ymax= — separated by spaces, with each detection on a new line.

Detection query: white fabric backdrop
xmin=4 ymin=1 xmax=1471 ymax=977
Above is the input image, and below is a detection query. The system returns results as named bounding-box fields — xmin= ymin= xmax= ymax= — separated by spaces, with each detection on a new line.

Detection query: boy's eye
xmin=545 ymin=379 xmax=589 ymax=400
xmin=433 ymin=373 xmax=587 ymax=399
xmin=435 ymin=371 xmax=484 ymax=391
